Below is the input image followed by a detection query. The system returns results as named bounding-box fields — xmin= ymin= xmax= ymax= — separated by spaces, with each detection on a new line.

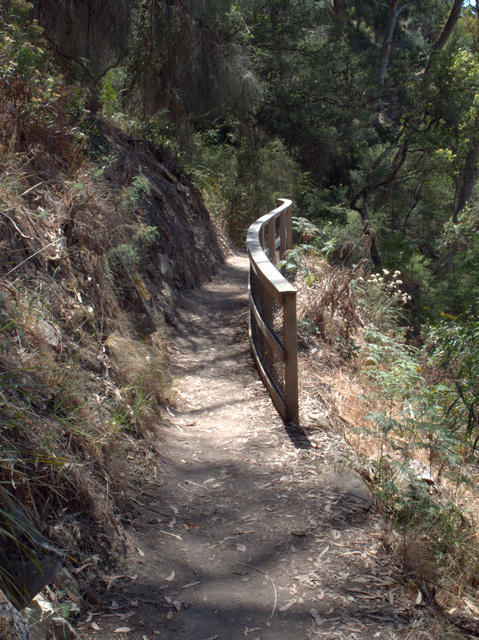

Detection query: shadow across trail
xmin=284 ymin=421 xmax=313 ymax=450
xmin=87 ymin=252 xmax=417 ymax=640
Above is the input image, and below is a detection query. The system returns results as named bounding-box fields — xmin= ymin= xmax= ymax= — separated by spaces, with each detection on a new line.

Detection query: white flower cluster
xmin=363 ymin=268 xmax=412 ymax=304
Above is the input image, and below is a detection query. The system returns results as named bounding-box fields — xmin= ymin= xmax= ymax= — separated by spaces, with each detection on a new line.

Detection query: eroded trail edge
xmin=85 ymin=253 xmax=424 ymax=640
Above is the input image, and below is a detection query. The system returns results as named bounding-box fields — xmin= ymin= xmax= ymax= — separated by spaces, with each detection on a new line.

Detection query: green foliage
xmin=176 ymin=130 xmax=302 ymax=243
xmin=352 ymin=291 xmax=479 ymax=591
xmin=277 ymin=244 xmax=318 ymax=275
xmin=361 ymin=320 xmax=471 ymax=473
xmin=436 ymin=207 xmax=479 ymax=315
xmin=426 ymin=314 xmax=479 ymax=447
xmin=132 ymin=224 xmax=158 ymax=248
xmin=362 ymin=326 xmax=419 ymax=383
xmin=121 ymin=175 xmax=151 ymax=213
xmin=18 ymin=0 xmax=479 ymax=313
xmin=291 ymin=217 xmax=339 ymax=259
xmin=23 ymin=0 xmax=479 ymax=316
xmin=277 ymin=217 xmax=342 ymax=275
xmin=107 ymin=222 xmax=158 ymax=272
xmin=122 ymin=0 xmax=260 ymax=129
xmin=401 ymin=253 xmax=434 ymax=310
xmin=224 ymin=137 xmax=302 ymax=242
xmin=107 ymin=243 xmax=140 ymax=270
xmin=101 ymin=70 xmax=119 ymax=117
xmin=0 ymin=0 xmax=83 ymax=163
xmin=394 ymin=483 xmax=478 ymax=584
xmin=299 ymin=185 xmax=352 ymax=226
xmin=3 ymin=0 xmax=479 ymax=600
xmin=355 ymin=319 xmax=479 ymax=591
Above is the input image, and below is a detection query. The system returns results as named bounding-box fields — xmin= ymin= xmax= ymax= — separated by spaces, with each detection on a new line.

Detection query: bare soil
xmin=78 ymin=252 xmax=448 ymax=640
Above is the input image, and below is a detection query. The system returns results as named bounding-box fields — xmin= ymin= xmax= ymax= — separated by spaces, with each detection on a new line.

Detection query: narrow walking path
xmin=83 ymin=252 xmax=429 ymax=640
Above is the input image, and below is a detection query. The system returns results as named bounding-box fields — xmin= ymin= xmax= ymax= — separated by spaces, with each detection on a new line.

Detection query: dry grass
xmin=296 ymin=256 xmax=364 ymax=345
xmin=0 ymin=145 xmax=173 ymax=561
xmin=295 ymin=254 xmax=479 ymax=637
xmin=105 ymin=327 xmax=171 ymax=433
xmin=0 ymin=4 xmax=228 ymax=596
xmin=0 ymin=86 xmax=228 ymax=564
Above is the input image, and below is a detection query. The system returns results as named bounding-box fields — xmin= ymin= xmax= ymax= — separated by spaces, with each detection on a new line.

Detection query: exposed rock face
xmin=66 ymin=121 xmax=229 ymax=336
xmin=24 ymin=595 xmax=54 ymax=640
xmin=0 ymin=504 xmax=62 ymax=610
xmin=51 ymin=616 xmax=77 ymax=640
xmin=101 ymin=122 xmax=226 ymax=295
xmin=0 ymin=590 xmax=29 ymax=640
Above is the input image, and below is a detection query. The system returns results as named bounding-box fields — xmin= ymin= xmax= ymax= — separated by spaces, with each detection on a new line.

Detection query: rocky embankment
xmin=0 ymin=120 xmax=228 ymax=638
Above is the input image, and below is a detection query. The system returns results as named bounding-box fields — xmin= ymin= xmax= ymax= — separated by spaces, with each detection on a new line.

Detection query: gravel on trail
xmin=80 ymin=252 xmax=434 ymax=640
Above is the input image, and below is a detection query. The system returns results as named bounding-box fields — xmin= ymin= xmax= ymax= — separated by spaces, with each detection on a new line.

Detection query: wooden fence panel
xmin=247 ymin=199 xmax=298 ymax=424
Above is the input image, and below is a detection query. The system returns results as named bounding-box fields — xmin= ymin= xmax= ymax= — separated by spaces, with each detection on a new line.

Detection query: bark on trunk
xmin=379 ymin=1 xmax=412 ymax=85
xmin=425 ymin=0 xmax=463 ymax=73
xmin=376 ymin=138 xmax=410 ymax=209
xmin=446 ymin=138 xmax=479 ymax=272
xmin=453 ymin=138 xmax=479 ymax=222
xmin=331 ymin=0 xmax=343 ymax=33
xmin=379 ymin=0 xmax=399 ymax=86
xmin=360 ymin=195 xmax=381 ymax=267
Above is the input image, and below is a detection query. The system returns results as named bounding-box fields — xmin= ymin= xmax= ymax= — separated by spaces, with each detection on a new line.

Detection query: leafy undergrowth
xmin=0 ymin=0 xmax=226 ymax=590
xmin=291 ymin=244 xmax=479 ymax=633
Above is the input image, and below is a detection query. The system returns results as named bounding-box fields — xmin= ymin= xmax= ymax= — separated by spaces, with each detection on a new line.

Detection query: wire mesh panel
xmin=250 ymin=268 xmax=286 ymax=401
xmin=247 ymin=199 xmax=298 ymax=423
xmin=250 ymin=266 xmax=284 ymax=348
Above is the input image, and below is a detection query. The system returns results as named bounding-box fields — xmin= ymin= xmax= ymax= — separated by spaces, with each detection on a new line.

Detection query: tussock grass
xmin=105 ymin=327 xmax=171 ymax=435
xmin=0 ymin=0 xmax=222 ymax=602
xmin=295 ymin=252 xmax=479 ymax=631
xmin=0 ymin=141 xmax=172 ymax=563
xmin=296 ymin=256 xmax=363 ymax=345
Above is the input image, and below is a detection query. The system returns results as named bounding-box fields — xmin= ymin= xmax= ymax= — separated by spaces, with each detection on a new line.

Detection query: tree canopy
xmin=12 ymin=0 xmax=479 ymax=316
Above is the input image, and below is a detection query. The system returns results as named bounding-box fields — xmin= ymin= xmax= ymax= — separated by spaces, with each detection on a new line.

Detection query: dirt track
xmin=81 ymin=252 xmax=433 ymax=640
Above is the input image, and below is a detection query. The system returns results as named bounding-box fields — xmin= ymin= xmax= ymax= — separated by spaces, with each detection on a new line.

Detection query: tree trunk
xmin=331 ymin=0 xmax=343 ymax=34
xmin=379 ymin=1 xmax=412 ymax=85
xmin=425 ymin=0 xmax=463 ymax=73
xmin=359 ymin=195 xmax=381 ymax=267
xmin=379 ymin=0 xmax=399 ymax=86
xmin=376 ymin=138 xmax=410 ymax=209
xmin=453 ymin=138 xmax=479 ymax=222
xmin=444 ymin=138 xmax=479 ymax=273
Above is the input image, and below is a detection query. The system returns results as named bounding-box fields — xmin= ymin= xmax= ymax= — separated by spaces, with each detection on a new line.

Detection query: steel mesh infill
xmin=250 ymin=267 xmax=284 ymax=349
xmin=247 ymin=199 xmax=298 ymax=424
xmin=250 ymin=311 xmax=286 ymax=401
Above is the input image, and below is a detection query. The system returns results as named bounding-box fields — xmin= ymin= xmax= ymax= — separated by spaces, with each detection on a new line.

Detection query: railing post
xmin=286 ymin=201 xmax=293 ymax=251
xmin=279 ymin=205 xmax=287 ymax=258
xmin=284 ymin=289 xmax=298 ymax=424
xmin=267 ymin=218 xmax=275 ymax=264
xmin=247 ymin=198 xmax=298 ymax=424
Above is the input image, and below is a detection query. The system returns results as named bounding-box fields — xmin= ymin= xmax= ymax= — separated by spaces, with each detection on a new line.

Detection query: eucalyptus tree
xmin=32 ymin=0 xmax=136 ymax=80
xmin=241 ymin=0 xmax=479 ymax=288
xmin=26 ymin=0 xmax=479 ymax=300
xmin=124 ymin=0 xmax=260 ymax=126
xmin=28 ymin=0 xmax=260 ymax=130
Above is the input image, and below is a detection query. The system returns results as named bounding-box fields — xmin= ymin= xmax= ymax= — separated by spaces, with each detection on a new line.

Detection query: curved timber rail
xmin=247 ymin=198 xmax=298 ymax=424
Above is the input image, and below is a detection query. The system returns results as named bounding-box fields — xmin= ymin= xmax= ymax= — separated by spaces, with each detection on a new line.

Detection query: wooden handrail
xmin=247 ymin=199 xmax=298 ymax=424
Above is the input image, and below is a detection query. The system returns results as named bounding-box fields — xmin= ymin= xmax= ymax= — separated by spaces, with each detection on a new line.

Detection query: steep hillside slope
xmin=0 ymin=117 xmax=226 ymax=574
